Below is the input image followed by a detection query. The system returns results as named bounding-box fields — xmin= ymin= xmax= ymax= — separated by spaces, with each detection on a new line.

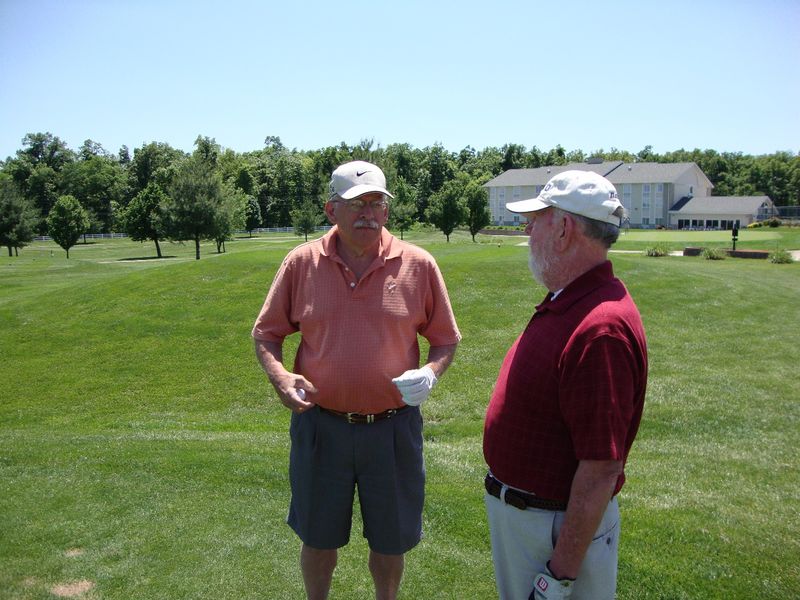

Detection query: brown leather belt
xmin=319 ymin=405 xmax=409 ymax=424
xmin=484 ymin=473 xmax=567 ymax=512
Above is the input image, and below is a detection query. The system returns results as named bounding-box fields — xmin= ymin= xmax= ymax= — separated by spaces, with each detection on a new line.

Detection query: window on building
xmin=655 ymin=183 xmax=664 ymax=214
xmin=642 ymin=184 xmax=651 ymax=210
xmin=622 ymin=184 xmax=632 ymax=210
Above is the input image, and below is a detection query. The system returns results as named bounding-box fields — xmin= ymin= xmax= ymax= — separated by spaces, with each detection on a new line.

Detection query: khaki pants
xmin=485 ymin=492 xmax=620 ymax=600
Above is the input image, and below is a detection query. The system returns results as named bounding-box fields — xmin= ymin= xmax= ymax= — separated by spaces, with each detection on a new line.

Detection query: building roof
xmin=484 ymin=161 xmax=713 ymax=189
xmin=607 ymin=162 xmax=708 ymax=185
xmin=483 ymin=161 xmax=622 ymax=187
xmin=669 ymin=196 xmax=773 ymax=215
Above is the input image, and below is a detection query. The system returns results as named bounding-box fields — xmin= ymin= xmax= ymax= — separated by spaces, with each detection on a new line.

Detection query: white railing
xmin=33 ymin=226 xmax=332 ymax=242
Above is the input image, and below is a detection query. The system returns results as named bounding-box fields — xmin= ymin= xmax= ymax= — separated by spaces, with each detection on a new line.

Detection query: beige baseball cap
xmin=506 ymin=170 xmax=625 ymax=225
xmin=328 ymin=161 xmax=394 ymax=200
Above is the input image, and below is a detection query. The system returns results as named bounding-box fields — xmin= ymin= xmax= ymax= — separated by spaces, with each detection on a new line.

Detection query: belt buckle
xmin=346 ymin=412 xmax=357 ymax=424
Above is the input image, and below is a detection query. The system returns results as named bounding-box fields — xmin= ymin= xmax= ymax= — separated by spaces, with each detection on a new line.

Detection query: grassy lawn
xmin=1 ymin=229 xmax=798 ymax=599
xmin=612 ymin=226 xmax=800 ymax=253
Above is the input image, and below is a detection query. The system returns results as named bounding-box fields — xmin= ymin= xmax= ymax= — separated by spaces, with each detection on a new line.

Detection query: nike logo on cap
xmin=356 ymin=170 xmax=369 ymax=176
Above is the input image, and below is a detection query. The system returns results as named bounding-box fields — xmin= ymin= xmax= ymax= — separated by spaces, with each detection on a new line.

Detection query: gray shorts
xmin=485 ymin=489 xmax=620 ymax=600
xmin=287 ymin=405 xmax=425 ymax=555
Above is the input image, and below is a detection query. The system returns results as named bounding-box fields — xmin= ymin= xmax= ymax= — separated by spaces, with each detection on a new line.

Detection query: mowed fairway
xmin=1 ymin=230 xmax=798 ymax=599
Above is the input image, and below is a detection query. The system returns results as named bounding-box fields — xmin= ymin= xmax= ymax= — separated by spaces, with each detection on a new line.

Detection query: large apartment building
xmin=483 ymin=160 xmax=774 ymax=229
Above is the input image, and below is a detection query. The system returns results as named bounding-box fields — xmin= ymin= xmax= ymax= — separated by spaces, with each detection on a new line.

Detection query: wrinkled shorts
xmin=486 ymin=490 xmax=620 ymax=600
xmin=288 ymin=405 xmax=425 ymax=555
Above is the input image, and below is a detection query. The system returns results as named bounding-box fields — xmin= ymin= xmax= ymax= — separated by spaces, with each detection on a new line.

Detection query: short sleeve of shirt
xmin=251 ymin=254 xmax=299 ymax=342
xmin=418 ymin=259 xmax=461 ymax=347
xmin=559 ymin=333 xmax=638 ymax=461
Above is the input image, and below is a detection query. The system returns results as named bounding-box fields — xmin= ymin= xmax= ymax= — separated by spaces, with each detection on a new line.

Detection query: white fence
xmin=33 ymin=226 xmax=332 ymax=242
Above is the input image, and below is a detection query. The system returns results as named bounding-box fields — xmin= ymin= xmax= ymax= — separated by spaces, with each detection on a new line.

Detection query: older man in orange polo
xmin=253 ymin=160 xmax=461 ymax=600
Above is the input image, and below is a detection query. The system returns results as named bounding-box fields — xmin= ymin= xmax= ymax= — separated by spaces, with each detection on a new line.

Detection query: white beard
xmin=528 ymin=251 xmax=549 ymax=286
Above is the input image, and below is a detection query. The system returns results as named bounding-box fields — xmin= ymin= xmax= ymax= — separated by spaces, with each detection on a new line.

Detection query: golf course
xmin=1 ymin=226 xmax=798 ymax=599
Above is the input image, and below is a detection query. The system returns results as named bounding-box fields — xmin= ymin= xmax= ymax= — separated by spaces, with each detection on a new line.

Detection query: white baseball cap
xmin=328 ymin=160 xmax=394 ymax=200
xmin=506 ymin=170 xmax=625 ymax=226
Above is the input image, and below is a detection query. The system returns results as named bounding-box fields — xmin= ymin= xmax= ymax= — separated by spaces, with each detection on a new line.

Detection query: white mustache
xmin=354 ymin=220 xmax=379 ymax=229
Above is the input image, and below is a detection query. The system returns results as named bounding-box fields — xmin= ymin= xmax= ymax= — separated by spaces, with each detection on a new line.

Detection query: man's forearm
xmin=425 ymin=343 xmax=458 ymax=378
xmin=548 ymin=460 xmax=622 ymax=580
xmin=255 ymin=338 xmax=316 ymax=411
xmin=254 ymin=339 xmax=287 ymax=385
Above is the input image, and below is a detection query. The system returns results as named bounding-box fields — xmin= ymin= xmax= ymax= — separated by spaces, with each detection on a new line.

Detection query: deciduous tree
xmin=47 ymin=195 xmax=89 ymax=258
xmin=0 ymin=179 xmax=38 ymax=256
xmin=164 ymin=157 xmax=224 ymax=260
xmin=212 ymin=184 xmax=247 ymax=253
xmin=122 ymin=183 xmax=168 ymax=258
xmin=128 ymin=142 xmax=185 ymax=200
xmin=291 ymin=198 xmax=322 ymax=242
xmin=426 ymin=173 xmax=468 ymax=242
xmin=60 ymin=153 xmax=127 ymax=233
xmin=388 ymin=177 xmax=417 ymax=240
xmin=244 ymin=195 xmax=261 ymax=236
xmin=464 ymin=179 xmax=491 ymax=241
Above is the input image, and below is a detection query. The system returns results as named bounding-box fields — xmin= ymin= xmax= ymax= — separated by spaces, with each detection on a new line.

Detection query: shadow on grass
xmin=117 ymin=256 xmax=177 ymax=262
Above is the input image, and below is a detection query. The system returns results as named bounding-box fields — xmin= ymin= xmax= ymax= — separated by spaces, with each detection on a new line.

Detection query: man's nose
xmin=360 ymin=203 xmax=381 ymax=216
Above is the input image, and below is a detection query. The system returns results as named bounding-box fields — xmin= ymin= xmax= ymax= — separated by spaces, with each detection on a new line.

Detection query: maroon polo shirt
xmin=483 ymin=261 xmax=648 ymax=502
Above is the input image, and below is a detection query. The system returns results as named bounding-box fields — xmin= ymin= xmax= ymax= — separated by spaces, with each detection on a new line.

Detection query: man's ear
xmin=324 ymin=201 xmax=337 ymax=224
xmin=554 ymin=212 xmax=577 ymax=251
xmin=553 ymin=212 xmax=576 ymax=252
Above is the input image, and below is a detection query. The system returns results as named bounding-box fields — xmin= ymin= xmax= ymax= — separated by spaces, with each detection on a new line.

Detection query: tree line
xmin=1 ymin=133 xmax=798 ymax=258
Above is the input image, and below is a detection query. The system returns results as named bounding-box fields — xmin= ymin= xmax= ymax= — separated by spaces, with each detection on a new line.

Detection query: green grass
xmin=613 ymin=226 xmax=800 ymax=253
xmin=1 ymin=229 xmax=799 ymax=599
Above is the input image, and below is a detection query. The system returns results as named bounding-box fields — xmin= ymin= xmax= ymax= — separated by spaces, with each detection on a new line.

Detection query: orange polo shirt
xmin=252 ymin=226 xmax=461 ymax=413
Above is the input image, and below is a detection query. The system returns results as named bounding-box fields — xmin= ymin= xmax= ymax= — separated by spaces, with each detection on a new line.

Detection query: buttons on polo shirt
xmin=349 ymin=282 xmax=356 ymax=288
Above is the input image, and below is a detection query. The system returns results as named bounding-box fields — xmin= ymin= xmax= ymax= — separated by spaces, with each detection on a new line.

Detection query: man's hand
xmin=275 ymin=376 xmax=317 ymax=413
xmin=529 ymin=563 xmax=574 ymax=600
xmin=254 ymin=340 xmax=316 ymax=414
xmin=392 ymin=366 xmax=437 ymax=406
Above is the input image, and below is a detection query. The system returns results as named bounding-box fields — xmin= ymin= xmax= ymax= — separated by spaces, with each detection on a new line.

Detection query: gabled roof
xmin=607 ymin=162 xmax=710 ymax=186
xmin=484 ymin=161 xmax=714 ymax=189
xmin=483 ymin=162 xmax=622 ymax=187
xmin=669 ymin=196 xmax=773 ymax=215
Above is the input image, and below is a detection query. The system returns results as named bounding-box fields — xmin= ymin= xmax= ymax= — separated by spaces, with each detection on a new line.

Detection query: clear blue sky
xmin=2 ymin=0 xmax=799 ymax=161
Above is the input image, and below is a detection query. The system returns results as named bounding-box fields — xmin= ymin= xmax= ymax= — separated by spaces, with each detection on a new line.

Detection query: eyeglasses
xmin=333 ymin=198 xmax=388 ymax=212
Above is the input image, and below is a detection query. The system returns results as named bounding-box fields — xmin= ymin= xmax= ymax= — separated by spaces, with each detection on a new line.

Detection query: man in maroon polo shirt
xmin=483 ymin=170 xmax=648 ymax=600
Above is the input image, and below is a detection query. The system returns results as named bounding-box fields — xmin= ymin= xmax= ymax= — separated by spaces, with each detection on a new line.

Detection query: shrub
xmin=702 ymin=247 xmax=726 ymax=260
xmin=747 ymin=221 xmax=763 ymax=228
xmin=769 ymin=249 xmax=793 ymax=264
xmin=644 ymin=244 xmax=669 ymax=257
xmin=767 ymin=217 xmax=782 ymax=228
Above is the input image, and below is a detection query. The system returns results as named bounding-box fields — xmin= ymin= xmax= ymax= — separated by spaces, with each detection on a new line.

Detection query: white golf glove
xmin=392 ymin=366 xmax=437 ymax=406
xmin=529 ymin=563 xmax=574 ymax=600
